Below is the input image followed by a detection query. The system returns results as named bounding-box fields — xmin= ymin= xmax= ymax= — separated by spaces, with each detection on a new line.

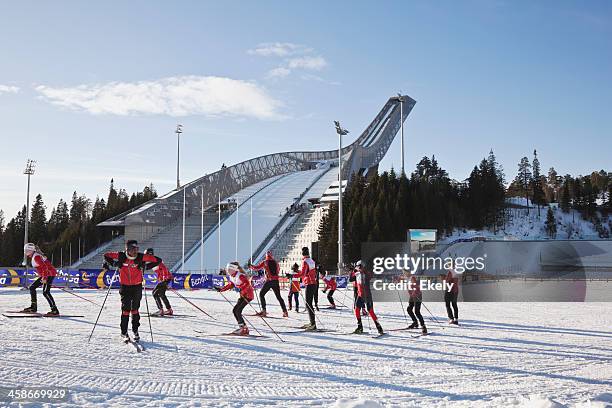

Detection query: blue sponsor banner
xmin=336 ymin=276 xmax=348 ymax=289
xmin=1 ymin=269 xmax=350 ymax=290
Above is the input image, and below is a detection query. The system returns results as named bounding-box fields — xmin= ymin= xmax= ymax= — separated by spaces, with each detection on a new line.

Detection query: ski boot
xmin=329 ymin=304 xmax=336 ymax=309
xmin=133 ymin=331 xmax=140 ymax=342
xmin=288 ymin=305 xmax=292 ymax=311
xmin=315 ymin=305 xmax=320 ymax=312
xmin=304 ymin=323 xmax=317 ymax=332
xmin=299 ymin=323 xmax=310 ymax=329
xmin=422 ymin=326 xmax=428 ymax=335
xmin=448 ymin=319 xmax=455 ymax=324
xmin=408 ymin=322 xmax=418 ymax=329
xmin=151 ymin=309 xmax=163 ymax=317
xmin=121 ymin=333 xmax=130 ymax=343
xmin=282 ymin=311 xmax=289 ymax=318
xmin=451 ymin=319 xmax=459 ymax=325
xmin=256 ymin=310 xmax=267 ymax=317
xmin=22 ymin=305 xmax=37 ymax=313
xmin=232 ymin=324 xmax=249 ymax=336
xmin=45 ymin=308 xmax=60 ymax=317
xmin=163 ymin=308 xmax=174 ymax=316
xmin=375 ymin=321 xmax=384 ymax=335
xmin=353 ymin=323 xmax=364 ymax=334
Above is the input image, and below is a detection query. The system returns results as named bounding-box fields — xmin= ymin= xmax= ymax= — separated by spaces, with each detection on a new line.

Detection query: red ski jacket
xmin=286 ymin=274 xmax=301 ymax=293
xmin=220 ymin=272 xmax=254 ymax=301
xmin=152 ymin=262 xmax=173 ymax=281
xmin=322 ymin=276 xmax=337 ymax=291
xmin=353 ymin=267 xmax=372 ymax=298
xmin=408 ymin=276 xmax=422 ymax=300
xmin=295 ymin=257 xmax=317 ymax=285
xmin=31 ymin=253 xmax=57 ymax=278
xmin=249 ymin=259 xmax=279 ymax=281
xmin=104 ymin=252 xmax=161 ymax=286
xmin=444 ymin=270 xmax=460 ymax=294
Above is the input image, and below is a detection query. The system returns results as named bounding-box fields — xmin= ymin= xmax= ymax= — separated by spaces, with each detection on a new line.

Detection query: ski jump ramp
xmin=97 ymin=95 xmax=416 ymax=271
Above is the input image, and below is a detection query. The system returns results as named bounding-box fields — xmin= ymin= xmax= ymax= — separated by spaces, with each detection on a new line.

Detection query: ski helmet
xmin=145 ymin=248 xmax=155 ymax=255
xmin=24 ymin=243 xmax=36 ymax=254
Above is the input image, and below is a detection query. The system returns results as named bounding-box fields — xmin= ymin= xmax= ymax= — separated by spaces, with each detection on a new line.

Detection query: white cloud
xmin=0 ymin=85 xmax=19 ymax=94
xmin=249 ymin=42 xmax=329 ymax=81
xmin=288 ymin=56 xmax=327 ymax=71
xmin=34 ymin=76 xmax=283 ymax=120
xmin=267 ymin=67 xmax=292 ymax=79
xmin=247 ymin=42 xmax=311 ymax=57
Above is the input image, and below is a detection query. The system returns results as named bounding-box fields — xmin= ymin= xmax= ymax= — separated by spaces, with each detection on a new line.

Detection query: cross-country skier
xmin=350 ymin=261 xmax=383 ymax=335
xmin=248 ymin=251 xmax=288 ymax=317
xmin=350 ymin=264 xmax=367 ymax=316
xmin=407 ymin=275 xmax=427 ymax=334
xmin=103 ymin=240 xmax=161 ymax=342
xmin=22 ymin=243 xmax=59 ymax=316
xmin=321 ymin=270 xmax=337 ymax=308
xmin=144 ymin=248 xmax=174 ymax=316
xmin=294 ymin=247 xmax=318 ymax=330
xmin=443 ymin=268 xmax=460 ymax=325
xmin=215 ymin=262 xmax=255 ymax=336
xmin=286 ymin=263 xmax=301 ymax=313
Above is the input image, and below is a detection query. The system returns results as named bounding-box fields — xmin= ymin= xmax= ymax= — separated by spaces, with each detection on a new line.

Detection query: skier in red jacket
xmin=321 ymin=270 xmax=337 ymax=308
xmin=407 ymin=275 xmax=427 ymax=334
xmin=144 ymin=248 xmax=174 ymax=316
xmin=248 ymin=251 xmax=288 ymax=317
xmin=215 ymin=262 xmax=255 ymax=336
xmin=443 ymin=268 xmax=460 ymax=325
xmin=286 ymin=263 xmax=301 ymax=312
xmin=103 ymin=240 xmax=161 ymax=342
xmin=350 ymin=261 xmax=383 ymax=335
xmin=294 ymin=247 xmax=318 ymax=330
xmin=22 ymin=243 xmax=59 ymax=315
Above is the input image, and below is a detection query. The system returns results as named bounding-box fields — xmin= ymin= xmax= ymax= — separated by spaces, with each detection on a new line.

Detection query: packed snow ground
xmin=0 ymin=288 xmax=611 ymax=407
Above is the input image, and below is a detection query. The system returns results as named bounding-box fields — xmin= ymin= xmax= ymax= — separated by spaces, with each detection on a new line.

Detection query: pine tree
xmin=29 ymin=194 xmax=48 ymax=244
xmin=560 ymin=176 xmax=571 ymax=213
xmin=545 ymin=207 xmax=557 ymax=238
xmin=515 ymin=156 xmax=532 ymax=212
xmin=531 ymin=150 xmax=546 ymax=217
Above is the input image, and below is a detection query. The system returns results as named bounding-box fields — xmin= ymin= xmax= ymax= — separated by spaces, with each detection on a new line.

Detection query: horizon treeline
xmin=317 ymin=150 xmax=611 ymax=270
xmin=0 ymin=180 xmax=157 ymax=266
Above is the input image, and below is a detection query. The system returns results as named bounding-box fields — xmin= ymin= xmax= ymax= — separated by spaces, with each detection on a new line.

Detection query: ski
xmin=387 ymin=327 xmax=413 ymax=332
xmin=194 ymin=330 xmax=268 ymax=339
xmin=123 ymin=337 xmax=145 ymax=352
xmin=145 ymin=314 xmax=196 ymax=318
xmin=244 ymin=314 xmax=286 ymax=320
xmin=411 ymin=332 xmax=432 ymax=338
xmin=2 ymin=313 xmax=84 ymax=318
xmin=280 ymin=328 xmax=336 ymax=334
xmin=372 ymin=333 xmax=389 ymax=339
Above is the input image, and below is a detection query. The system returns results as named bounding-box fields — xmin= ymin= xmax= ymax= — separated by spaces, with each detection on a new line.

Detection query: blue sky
xmin=0 ymin=1 xmax=611 ymax=219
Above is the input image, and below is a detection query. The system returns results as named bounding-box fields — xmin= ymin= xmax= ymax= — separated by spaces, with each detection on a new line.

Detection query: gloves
xmin=214 ymin=287 xmax=221 ymax=292
xmin=322 ymin=289 xmax=327 ymax=294
xmin=101 ymin=262 xmax=110 ymax=270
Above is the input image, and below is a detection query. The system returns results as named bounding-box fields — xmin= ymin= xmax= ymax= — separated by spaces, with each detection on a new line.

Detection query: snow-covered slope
xmin=440 ymin=200 xmax=610 ymax=244
xmin=0 ymin=288 xmax=610 ymax=407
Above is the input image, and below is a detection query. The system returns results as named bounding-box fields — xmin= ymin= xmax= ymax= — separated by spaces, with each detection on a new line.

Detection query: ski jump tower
xmin=90 ymin=95 xmax=416 ymax=271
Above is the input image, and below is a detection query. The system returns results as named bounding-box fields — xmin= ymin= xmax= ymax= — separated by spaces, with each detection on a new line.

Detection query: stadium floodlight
xmin=23 ymin=159 xmax=36 ymax=267
xmin=396 ymin=93 xmax=405 ymax=176
xmin=334 ymin=121 xmax=349 ymax=274
xmin=175 ymin=124 xmax=183 ymax=190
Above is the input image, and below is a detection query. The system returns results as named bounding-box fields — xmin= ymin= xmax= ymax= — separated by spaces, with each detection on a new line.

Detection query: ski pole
xmin=58 ymin=287 xmax=102 ymax=307
xmin=298 ymin=285 xmax=325 ymax=329
xmin=396 ymin=275 xmax=410 ymax=327
xmin=143 ymin=280 xmax=154 ymax=342
xmin=170 ymin=288 xmax=216 ymax=320
xmin=243 ymin=298 xmax=284 ymax=342
xmin=88 ymin=267 xmax=118 ymax=343
xmin=216 ymin=290 xmax=265 ymax=337
xmin=421 ymin=302 xmax=443 ymax=327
